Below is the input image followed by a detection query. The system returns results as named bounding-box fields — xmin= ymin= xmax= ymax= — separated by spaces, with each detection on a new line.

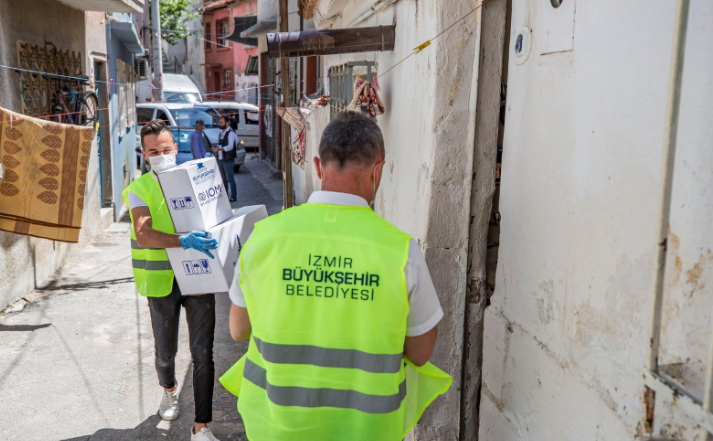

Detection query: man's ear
xmin=314 ymin=157 xmax=322 ymax=180
xmin=374 ymin=159 xmax=386 ymax=185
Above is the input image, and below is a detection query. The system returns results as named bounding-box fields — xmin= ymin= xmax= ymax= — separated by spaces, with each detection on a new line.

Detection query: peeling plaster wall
xmin=316 ymin=0 xmax=481 ymax=438
xmin=480 ymin=1 xmax=713 ymax=440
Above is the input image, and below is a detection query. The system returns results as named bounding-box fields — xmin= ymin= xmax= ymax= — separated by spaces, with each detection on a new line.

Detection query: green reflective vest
xmin=220 ymin=203 xmax=452 ymax=441
xmin=121 ymin=172 xmax=175 ymax=297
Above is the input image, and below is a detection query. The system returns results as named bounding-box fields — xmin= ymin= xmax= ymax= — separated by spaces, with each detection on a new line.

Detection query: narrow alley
xmin=2 ymin=0 xmax=713 ymax=440
xmin=0 ymin=157 xmax=281 ymax=440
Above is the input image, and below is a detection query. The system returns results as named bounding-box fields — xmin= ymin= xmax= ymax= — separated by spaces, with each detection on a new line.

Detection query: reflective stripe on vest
xmin=130 ymin=239 xmax=162 ymax=251
xmin=121 ymin=172 xmax=175 ymax=297
xmin=253 ymin=336 xmax=403 ymax=374
xmin=243 ymin=358 xmax=407 ymax=414
xmin=131 ymin=259 xmax=173 ymax=271
xmin=219 ymin=203 xmax=452 ymax=441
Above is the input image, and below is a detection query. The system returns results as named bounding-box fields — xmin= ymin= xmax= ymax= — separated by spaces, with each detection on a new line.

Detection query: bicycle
xmin=52 ymin=76 xmax=99 ymax=129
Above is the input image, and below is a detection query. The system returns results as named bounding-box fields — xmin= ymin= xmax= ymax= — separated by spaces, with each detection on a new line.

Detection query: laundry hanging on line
xmin=0 ymin=106 xmax=94 ymax=242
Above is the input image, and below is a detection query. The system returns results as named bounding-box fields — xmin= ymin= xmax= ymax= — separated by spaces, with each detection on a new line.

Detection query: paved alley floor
xmin=0 ymin=156 xmax=283 ymax=440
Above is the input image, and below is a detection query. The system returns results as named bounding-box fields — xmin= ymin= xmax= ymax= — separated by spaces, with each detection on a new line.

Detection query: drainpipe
xmin=151 ymin=0 xmax=164 ymax=100
xmin=644 ymin=0 xmax=691 ymax=435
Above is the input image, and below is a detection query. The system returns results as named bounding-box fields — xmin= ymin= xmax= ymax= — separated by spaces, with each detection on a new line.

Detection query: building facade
xmin=202 ymin=0 xmax=259 ymax=101
xmin=255 ymin=0 xmax=713 ymax=439
xmin=0 ymin=0 xmax=143 ymax=310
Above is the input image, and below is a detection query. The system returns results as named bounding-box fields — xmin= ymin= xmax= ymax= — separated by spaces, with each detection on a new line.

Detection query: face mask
xmin=149 ymin=153 xmax=177 ymax=173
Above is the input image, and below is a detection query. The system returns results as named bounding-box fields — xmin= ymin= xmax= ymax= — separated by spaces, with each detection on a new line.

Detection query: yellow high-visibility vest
xmin=121 ymin=172 xmax=175 ymax=297
xmin=220 ymin=203 xmax=452 ymax=441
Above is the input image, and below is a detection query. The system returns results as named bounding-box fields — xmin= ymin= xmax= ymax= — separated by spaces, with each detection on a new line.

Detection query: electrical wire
xmin=377 ymin=0 xmax=491 ymax=80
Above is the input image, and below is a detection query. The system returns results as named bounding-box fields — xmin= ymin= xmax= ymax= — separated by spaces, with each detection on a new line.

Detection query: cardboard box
xmin=157 ymin=157 xmax=232 ymax=233
xmin=167 ymin=205 xmax=268 ymax=295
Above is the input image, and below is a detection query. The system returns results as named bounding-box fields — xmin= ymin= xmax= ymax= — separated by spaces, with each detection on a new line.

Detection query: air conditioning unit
xmin=135 ymin=58 xmax=149 ymax=80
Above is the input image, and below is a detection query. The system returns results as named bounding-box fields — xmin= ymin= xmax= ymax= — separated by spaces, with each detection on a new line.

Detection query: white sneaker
xmin=159 ymin=387 xmax=180 ymax=421
xmin=191 ymin=427 xmax=221 ymax=441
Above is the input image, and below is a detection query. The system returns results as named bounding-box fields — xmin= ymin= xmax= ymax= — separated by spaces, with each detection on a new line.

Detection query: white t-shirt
xmin=229 ymin=190 xmax=444 ymax=337
xmin=127 ymin=171 xmax=157 ymax=209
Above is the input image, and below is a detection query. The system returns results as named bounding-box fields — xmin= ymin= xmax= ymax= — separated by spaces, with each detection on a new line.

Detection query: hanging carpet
xmin=0 ymin=106 xmax=93 ymax=243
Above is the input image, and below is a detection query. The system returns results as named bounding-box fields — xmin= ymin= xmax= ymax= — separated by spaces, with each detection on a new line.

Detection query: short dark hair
xmin=219 ymin=115 xmax=229 ymax=124
xmin=140 ymin=119 xmax=171 ymax=149
xmin=319 ymin=111 xmax=384 ymax=168
xmin=195 ymin=119 xmax=205 ymax=127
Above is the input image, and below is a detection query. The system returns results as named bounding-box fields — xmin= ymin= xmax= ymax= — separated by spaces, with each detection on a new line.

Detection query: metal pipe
xmin=266 ymin=26 xmax=396 ymax=59
xmin=644 ymin=0 xmax=691 ymax=433
xmin=151 ymin=0 xmax=164 ymax=100
xmin=279 ymin=0 xmax=294 ymax=208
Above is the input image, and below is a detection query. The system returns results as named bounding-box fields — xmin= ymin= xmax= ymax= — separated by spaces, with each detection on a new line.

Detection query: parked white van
xmin=200 ymin=101 xmax=260 ymax=150
xmin=163 ymin=74 xmax=203 ymax=104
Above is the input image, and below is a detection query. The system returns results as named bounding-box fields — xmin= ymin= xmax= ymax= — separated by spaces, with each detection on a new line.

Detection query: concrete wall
xmin=480 ymin=1 xmax=713 ymax=440
xmin=316 ymin=0 xmax=482 ymax=438
xmin=0 ymin=1 xmax=103 ymax=311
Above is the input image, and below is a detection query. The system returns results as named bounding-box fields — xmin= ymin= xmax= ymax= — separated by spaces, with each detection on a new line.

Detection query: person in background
xmin=212 ymin=116 xmax=238 ymax=202
xmin=222 ymin=111 xmax=452 ymax=441
xmin=190 ymin=119 xmax=208 ymax=160
xmin=122 ymin=119 xmax=223 ymax=441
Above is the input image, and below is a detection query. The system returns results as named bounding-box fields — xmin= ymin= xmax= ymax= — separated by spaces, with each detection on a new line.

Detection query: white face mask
xmin=149 ymin=153 xmax=177 ymax=173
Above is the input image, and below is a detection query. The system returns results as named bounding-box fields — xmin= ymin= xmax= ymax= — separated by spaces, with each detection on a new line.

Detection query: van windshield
xmin=165 ymin=92 xmax=201 ymax=104
xmin=170 ymin=107 xmax=219 ymax=128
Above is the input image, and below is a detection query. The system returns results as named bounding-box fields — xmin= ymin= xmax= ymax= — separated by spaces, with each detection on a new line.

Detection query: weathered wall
xmin=0 ymin=2 xmax=103 ymax=311
xmin=316 ymin=0 xmax=482 ymax=438
xmin=480 ymin=1 xmax=713 ymax=440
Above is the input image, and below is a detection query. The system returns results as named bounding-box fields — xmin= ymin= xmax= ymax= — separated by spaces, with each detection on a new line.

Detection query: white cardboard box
xmin=167 ymin=205 xmax=268 ymax=295
xmin=157 ymin=157 xmax=232 ymax=233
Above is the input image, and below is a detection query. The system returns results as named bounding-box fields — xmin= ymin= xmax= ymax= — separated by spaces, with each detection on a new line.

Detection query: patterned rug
xmin=0 ymin=106 xmax=94 ymax=242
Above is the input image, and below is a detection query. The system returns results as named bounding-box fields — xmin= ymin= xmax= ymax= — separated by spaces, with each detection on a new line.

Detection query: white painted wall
xmin=314 ymin=0 xmax=483 ymax=438
xmin=480 ymin=1 xmax=713 ymax=440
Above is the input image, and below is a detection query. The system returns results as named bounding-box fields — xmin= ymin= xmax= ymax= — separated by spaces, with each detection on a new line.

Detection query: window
xmin=137 ymin=108 xmax=153 ymax=125
xmin=217 ymin=19 xmax=230 ymax=48
xmin=205 ymin=23 xmax=212 ymax=51
xmin=245 ymin=56 xmax=258 ymax=76
xmin=245 ymin=110 xmax=259 ymax=125
xmin=223 ymin=68 xmax=232 ymax=88
xmin=156 ymin=109 xmax=170 ymax=125
xmin=164 ymin=92 xmax=201 ymax=104
xmin=170 ymin=129 xmax=193 ymax=153
xmin=169 ymin=107 xmax=219 ymax=128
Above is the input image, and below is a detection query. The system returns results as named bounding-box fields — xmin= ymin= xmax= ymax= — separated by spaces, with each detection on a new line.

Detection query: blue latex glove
xmin=179 ymin=231 xmax=218 ymax=259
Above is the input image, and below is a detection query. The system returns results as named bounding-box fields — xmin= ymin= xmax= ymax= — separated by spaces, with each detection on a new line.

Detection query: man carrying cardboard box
xmin=122 ymin=119 xmax=224 ymax=441
xmin=222 ymin=112 xmax=452 ymax=441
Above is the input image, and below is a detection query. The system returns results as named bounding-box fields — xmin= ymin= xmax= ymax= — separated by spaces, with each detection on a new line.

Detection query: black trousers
xmin=147 ymin=280 xmax=216 ymax=423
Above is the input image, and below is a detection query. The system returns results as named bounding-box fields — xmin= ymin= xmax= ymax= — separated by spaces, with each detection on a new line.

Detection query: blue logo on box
xmin=182 ymin=259 xmax=211 ymax=275
xmin=170 ymin=196 xmax=195 ymax=211
xmin=197 ymin=185 xmax=223 ymax=206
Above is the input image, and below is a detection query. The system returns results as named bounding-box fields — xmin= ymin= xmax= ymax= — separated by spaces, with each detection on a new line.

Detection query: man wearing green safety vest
xmin=122 ymin=119 xmax=224 ymax=441
xmin=222 ymin=111 xmax=452 ymax=441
